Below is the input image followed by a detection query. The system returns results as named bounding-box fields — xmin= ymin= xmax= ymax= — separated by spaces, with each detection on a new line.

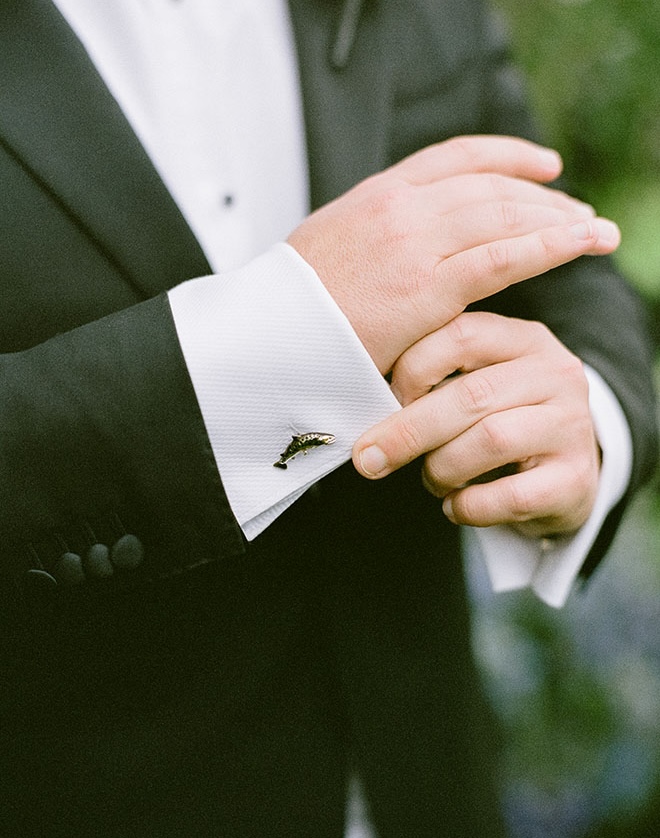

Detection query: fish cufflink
xmin=273 ymin=433 xmax=336 ymax=469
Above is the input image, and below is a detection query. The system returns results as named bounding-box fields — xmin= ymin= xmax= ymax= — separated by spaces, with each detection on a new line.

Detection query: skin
xmin=287 ymin=135 xmax=620 ymax=538
xmin=355 ymin=312 xmax=600 ymax=538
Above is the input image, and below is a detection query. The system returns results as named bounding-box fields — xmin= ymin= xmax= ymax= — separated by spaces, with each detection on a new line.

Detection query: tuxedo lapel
xmin=288 ymin=0 xmax=390 ymax=209
xmin=0 ymin=0 xmax=387 ymax=296
xmin=0 ymin=0 xmax=211 ymax=298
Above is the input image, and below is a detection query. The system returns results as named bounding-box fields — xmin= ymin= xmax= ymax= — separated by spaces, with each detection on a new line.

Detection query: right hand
xmin=287 ymin=135 xmax=620 ymax=374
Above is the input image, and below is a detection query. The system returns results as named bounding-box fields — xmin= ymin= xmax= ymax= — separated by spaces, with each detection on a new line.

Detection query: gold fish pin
xmin=273 ymin=433 xmax=336 ymax=469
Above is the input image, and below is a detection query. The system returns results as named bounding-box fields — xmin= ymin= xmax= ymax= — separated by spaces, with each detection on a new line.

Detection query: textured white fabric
xmin=168 ymin=243 xmax=401 ymax=536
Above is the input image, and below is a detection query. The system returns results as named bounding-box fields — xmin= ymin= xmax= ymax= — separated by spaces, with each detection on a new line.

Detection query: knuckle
xmin=537 ymin=227 xmax=559 ymax=261
xmin=421 ymin=457 xmax=447 ymax=498
xmin=526 ymin=319 xmax=553 ymax=343
xmin=458 ymin=372 xmax=497 ymax=415
xmin=485 ymin=172 xmax=509 ymax=199
xmin=391 ymin=352 xmax=426 ymax=402
xmin=498 ymin=199 xmax=522 ymax=232
xmin=366 ymin=187 xmax=407 ymax=230
xmin=391 ymin=351 xmax=415 ymax=387
xmin=525 ymin=319 xmax=565 ymax=355
xmin=571 ymin=457 xmax=596 ymax=499
xmin=479 ymin=414 xmax=512 ymax=459
xmin=559 ymin=350 xmax=586 ymax=387
xmin=484 ymin=237 xmax=513 ymax=276
xmin=508 ymin=479 xmax=554 ymax=523
xmin=363 ymin=188 xmax=421 ymax=281
xmin=575 ymin=413 xmax=598 ymax=448
xmin=394 ymin=416 xmax=426 ymax=461
xmin=446 ymin=312 xmax=480 ymax=349
xmin=350 ymin=170 xmax=383 ymax=199
xmin=444 ymin=135 xmax=479 ymax=166
xmin=451 ymin=488 xmax=480 ymax=524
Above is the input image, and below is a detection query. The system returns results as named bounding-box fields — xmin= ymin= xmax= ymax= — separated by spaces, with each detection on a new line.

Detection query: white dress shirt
xmin=51 ymin=0 xmax=631 ymax=606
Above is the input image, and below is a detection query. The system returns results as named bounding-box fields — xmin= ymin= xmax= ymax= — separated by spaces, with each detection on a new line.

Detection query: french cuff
xmin=168 ymin=242 xmax=400 ymax=539
xmin=467 ymin=364 xmax=633 ymax=609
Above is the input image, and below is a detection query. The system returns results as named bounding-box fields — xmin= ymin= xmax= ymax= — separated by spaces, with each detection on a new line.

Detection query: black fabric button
xmin=53 ymin=552 xmax=85 ymax=586
xmin=83 ymin=543 xmax=114 ymax=579
xmin=111 ymin=534 xmax=144 ymax=570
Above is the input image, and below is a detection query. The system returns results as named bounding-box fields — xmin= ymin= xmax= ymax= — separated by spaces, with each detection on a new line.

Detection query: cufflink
xmin=273 ymin=433 xmax=336 ymax=469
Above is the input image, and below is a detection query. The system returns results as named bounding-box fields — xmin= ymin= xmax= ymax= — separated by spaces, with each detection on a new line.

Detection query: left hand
xmin=352 ymin=311 xmax=601 ymax=538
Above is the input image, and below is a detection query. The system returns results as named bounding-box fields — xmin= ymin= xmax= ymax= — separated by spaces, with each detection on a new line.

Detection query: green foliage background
xmin=495 ymin=0 xmax=660 ymax=306
xmin=470 ymin=2 xmax=660 ymax=836
xmin=493 ymin=0 xmax=660 ymax=305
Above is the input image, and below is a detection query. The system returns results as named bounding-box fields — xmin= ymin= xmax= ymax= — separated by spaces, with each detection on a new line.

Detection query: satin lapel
xmin=0 ymin=0 xmax=211 ymax=298
xmin=287 ymin=0 xmax=390 ymax=209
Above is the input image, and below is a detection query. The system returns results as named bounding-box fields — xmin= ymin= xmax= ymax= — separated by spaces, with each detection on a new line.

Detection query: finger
xmin=354 ymin=355 xmax=562 ymax=478
xmin=442 ymin=455 xmax=599 ymax=535
xmin=419 ymin=172 xmax=594 ymax=218
xmin=441 ymin=217 xmax=621 ymax=313
xmin=392 ymin=313 xmax=555 ymax=405
xmin=421 ymin=403 xmax=571 ymax=497
xmin=392 ymin=135 xmax=563 ymax=185
xmin=432 ymin=200 xmax=594 ymax=261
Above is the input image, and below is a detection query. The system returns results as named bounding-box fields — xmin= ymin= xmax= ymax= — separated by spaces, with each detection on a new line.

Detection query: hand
xmin=352 ymin=312 xmax=601 ymax=539
xmin=288 ymin=135 xmax=620 ymax=374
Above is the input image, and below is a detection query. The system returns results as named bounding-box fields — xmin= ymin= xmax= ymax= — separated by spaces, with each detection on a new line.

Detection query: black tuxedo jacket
xmin=0 ymin=1 xmax=656 ymax=836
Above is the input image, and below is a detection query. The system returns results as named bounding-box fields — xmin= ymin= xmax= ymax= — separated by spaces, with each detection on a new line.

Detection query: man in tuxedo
xmin=0 ymin=1 xmax=656 ymax=836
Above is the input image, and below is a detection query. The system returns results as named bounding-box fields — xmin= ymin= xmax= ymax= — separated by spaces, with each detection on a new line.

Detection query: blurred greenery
xmin=493 ymin=0 xmax=660 ymax=301
xmin=469 ymin=1 xmax=660 ymax=836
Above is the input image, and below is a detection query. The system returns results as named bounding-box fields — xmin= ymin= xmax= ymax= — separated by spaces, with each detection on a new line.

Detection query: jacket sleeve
xmin=0 ymin=293 xmax=245 ymax=602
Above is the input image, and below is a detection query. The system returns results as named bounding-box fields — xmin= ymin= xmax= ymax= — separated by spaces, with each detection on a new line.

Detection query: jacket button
xmin=111 ymin=534 xmax=144 ymax=570
xmin=53 ymin=552 xmax=85 ymax=586
xmin=83 ymin=543 xmax=114 ymax=579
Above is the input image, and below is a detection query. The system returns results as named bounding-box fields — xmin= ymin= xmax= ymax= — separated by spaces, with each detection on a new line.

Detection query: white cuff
xmin=168 ymin=242 xmax=400 ymax=538
xmin=467 ymin=364 xmax=633 ymax=608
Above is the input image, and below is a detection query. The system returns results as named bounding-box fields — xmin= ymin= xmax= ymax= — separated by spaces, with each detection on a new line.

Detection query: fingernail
xmin=569 ymin=220 xmax=593 ymax=241
xmin=594 ymin=218 xmax=621 ymax=247
xmin=570 ymin=218 xmax=621 ymax=246
xmin=358 ymin=445 xmax=388 ymax=477
xmin=442 ymin=495 xmax=456 ymax=523
xmin=538 ymin=148 xmax=562 ymax=171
